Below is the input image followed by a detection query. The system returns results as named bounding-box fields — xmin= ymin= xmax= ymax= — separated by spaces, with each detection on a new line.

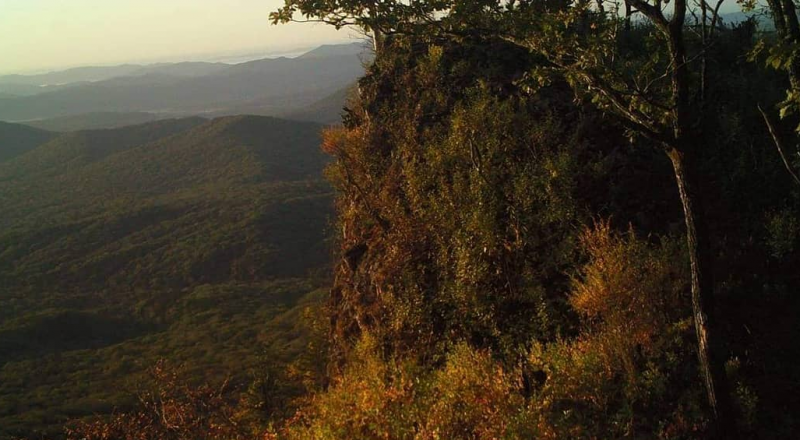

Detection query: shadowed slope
xmin=0 ymin=121 xmax=53 ymax=162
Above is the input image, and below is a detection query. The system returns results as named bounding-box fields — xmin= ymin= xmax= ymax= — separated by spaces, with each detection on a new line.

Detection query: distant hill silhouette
xmin=718 ymin=11 xmax=773 ymax=28
xmin=298 ymin=42 xmax=371 ymax=59
xmin=281 ymin=85 xmax=355 ymax=124
xmin=23 ymin=111 xmax=180 ymax=132
xmin=66 ymin=115 xmax=326 ymax=195
xmin=0 ymin=43 xmax=367 ymax=122
xmin=0 ymin=61 xmax=229 ymax=87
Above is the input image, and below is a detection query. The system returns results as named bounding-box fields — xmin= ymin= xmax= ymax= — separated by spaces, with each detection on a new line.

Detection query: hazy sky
xmin=0 ymin=0 xmax=752 ymax=76
xmin=0 ymin=0 xmax=355 ymax=75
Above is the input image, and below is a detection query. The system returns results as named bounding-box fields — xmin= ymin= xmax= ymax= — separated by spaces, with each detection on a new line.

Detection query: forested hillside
xmin=0 ymin=116 xmax=334 ymax=438
xmin=281 ymin=87 xmax=355 ymax=124
xmin=65 ymin=29 xmax=800 ymax=440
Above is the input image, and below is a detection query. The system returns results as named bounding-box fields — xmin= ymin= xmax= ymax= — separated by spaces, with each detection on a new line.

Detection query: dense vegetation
xmin=0 ymin=116 xmax=334 ymax=438
xmin=278 ymin=35 xmax=791 ymax=438
xmin=7 ymin=1 xmax=800 ymax=439
xmin=270 ymin=1 xmax=798 ymax=438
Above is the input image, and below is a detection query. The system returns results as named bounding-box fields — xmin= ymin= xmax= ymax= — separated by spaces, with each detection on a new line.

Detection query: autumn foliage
xmin=65 ymin=361 xmax=251 ymax=440
xmin=63 ymin=18 xmax=800 ymax=439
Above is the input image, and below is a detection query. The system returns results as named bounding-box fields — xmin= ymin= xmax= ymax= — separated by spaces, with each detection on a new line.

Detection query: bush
xmin=283 ymin=222 xmax=709 ymax=439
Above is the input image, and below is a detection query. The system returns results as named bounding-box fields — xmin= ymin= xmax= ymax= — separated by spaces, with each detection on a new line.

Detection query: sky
xmin=0 ymin=0 xmax=355 ymax=75
xmin=0 ymin=0 xmax=752 ymax=76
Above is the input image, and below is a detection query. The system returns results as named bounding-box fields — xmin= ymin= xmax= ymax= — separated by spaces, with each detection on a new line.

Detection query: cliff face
xmin=278 ymin=36 xmax=713 ymax=439
xmin=323 ymin=37 xmax=632 ymax=366
xmin=298 ymin=33 xmax=800 ymax=438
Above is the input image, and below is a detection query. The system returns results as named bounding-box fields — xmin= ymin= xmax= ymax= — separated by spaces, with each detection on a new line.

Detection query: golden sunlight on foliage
xmin=570 ymin=220 xmax=689 ymax=372
xmin=281 ymin=222 xmax=706 ymax=439
xmin=417 ymin=345 xmax=524 ymax=440
xmin=525 ymin=222 xmax=702 ymax=439
xmin=34 ymin=20 xmax=800 ymax=436
xmin=281 ymin=337 xmax=525 ymax=440
xmin=280 ymin=335 xmax=419 ymax=439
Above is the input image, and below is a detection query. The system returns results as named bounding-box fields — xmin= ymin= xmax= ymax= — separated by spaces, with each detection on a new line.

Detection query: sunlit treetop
xmin=270 ymin=0 xmax=516 ymax=39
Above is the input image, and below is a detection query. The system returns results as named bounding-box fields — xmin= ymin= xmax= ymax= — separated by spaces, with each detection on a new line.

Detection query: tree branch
xmin=758 ymin=103 xmax=800 ymax=186
xmin=580 ymin=72 xmax=674 ymax=145
xmin=625 ymin=0 xmax=669 ymax=31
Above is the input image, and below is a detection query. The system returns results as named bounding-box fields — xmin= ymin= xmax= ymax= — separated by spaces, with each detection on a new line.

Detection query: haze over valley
xmin=0 ymin=43 xmax=366 ymax=125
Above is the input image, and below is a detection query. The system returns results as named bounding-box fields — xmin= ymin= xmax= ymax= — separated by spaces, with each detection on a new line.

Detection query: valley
xmin=0 ymin=115 xmax=334 ymax=437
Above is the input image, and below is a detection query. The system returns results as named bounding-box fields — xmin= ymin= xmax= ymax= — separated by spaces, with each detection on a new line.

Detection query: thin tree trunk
xmin=668 ymin=146 xmax=738 ymax=439
xmin=372 ymin=29 xmax=385 ymax=54
xmin=758 ymin=104 xmax=800 ymax=187
xmin=664 ymin=7 xmax=737 ymax=435
xmin=624 ymin=2 xmax=632 ymax=32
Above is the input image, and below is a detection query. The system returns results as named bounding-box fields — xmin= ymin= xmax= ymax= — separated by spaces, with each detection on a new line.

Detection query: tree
xmin=504 ymin=2 xmax=738 ymax=435
xmin=746 ymin=0 xmax=800 ymax=186
xmin=273 ymin=0 xmax=739 ymax=436
xmin=757 ymin=0 xmax=800 ymax=123
xmin=270 ymin=0 xmax=504 ymax=52
xmin=270 ymin=0 xmax=431 ymax=52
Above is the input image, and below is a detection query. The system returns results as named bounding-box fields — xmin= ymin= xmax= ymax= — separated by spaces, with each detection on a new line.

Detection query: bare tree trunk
xmin=662 ymin=6 xmax=738 ymax=435
xmin=668 ymin=146 xmax=738 ymax=439
xmin=624 ymin=2 xmax=632 ymax=32
xmin=372 ymin=29 xmax=385 ymax=54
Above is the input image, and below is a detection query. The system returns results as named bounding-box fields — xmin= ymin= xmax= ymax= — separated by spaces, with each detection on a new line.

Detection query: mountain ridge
xmin=0 ymin=50 xmax=365 ymax=121
xmin=22 ymin=112 xmax=170 ymax=132
xmin=0 ymin=117 xmax=207 ymax=182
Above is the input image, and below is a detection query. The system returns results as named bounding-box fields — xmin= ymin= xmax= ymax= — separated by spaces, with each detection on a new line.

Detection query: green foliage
xmin=523 ymin=223 xmax=702 ymax=439
xmin=270 ymin=0 xmax=503 ymax=36
xmin=0 ymin=116 xmax=334 ymax=438
xmin=281 ymin=336 xmax=524 ymax=440
xmin=8 ymin=3 xmax=800 ymax=438
xmin=65 ymin=360 xmax=252 ymax=440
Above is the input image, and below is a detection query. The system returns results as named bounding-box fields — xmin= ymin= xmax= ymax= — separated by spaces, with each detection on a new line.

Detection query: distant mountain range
xmin=718 ymin=10 xmax=775 ymax=27
xmin=0 ymin=42 xmax=358 ymax=437
xmin=0 ymin=62 xmax=230 ymax=88
xmin=21 ymin=111 xmax=174 ymax=132
xmin=0 ymin=43 xmax=368 ymax=124
xmin=13 ymin=84 xmax=352 ymax=132
xmin=283 ymin=86 xmax=355 ymax=124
